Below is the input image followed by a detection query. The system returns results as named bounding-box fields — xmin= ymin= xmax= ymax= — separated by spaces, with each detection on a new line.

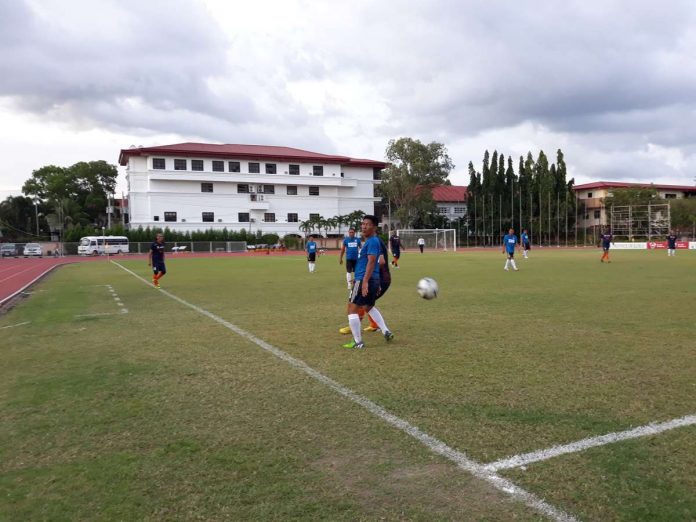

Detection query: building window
xmin=237 ymin=184 xmax=250 ymax=194
xmin=312 ymin=165 xmax=323 ymax=176
xmin=174 ymin=159 xmax=187 ymax=171
xmin=594 ymin=210 xmax=601 ymax=219
xmin=263 ymin=185 xmax=275 ymax=194
xmin=201 ymin=182 xmax=214 ymax=193
xmin=212 ymin=160 xmax=224 ymax=172
xmin=191 ymin=159 xmax=204 ymax=171
xmin=373 ymin=168 xmax=382 ymax=180
xmin=249 ymin=162 xmax=260 ymax=173
xmin=587 ymin=192 xmax=593 ymax=198
xmin=287 ymin=185 xmax=298 ymax=195
xmin=153 ymin=158 xmax=166 ymax=170
xmin=164 ymin=212 xmax=177 ymax=222
xmin=309 ymin=213 xmax=320 ymax=220
xmin=202 ymin=212 xmax=214 ymax=222
xmin=665 ymin=193 xmax=677 ymax=199
xmin=340 ymin=172 xmax=344 ymax=178
xmin=264 ymin=213 xmax=276 ymax=222
xmin=153 ymin=215 xmax=160 ymax=221
xmin=238 ymin=212 xmax=250 ymax=223
xmin=229 ymin=161 xmax=240 ymax=172
xmin=309 ymin=186 xmax=320 ymax=196
xmin=454 ymin=207 xmax=466 ymax=214
xmin=438 ymin=207 xmax=449 ymax=215
xmin=265 ymin=163 xmax=277 ymax=174
xmin=287 ymin=213 xmax=298 ymax=223
xmin=289 ymin=164 xmax=300 ymax=175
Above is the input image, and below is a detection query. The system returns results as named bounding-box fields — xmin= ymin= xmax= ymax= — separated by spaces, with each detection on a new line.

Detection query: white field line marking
xmin=111 ymin=261 xmax=577 ymax=522
xmin=485 ymin=414 xmax=696 ymax=472
xmin=75 ymin=311 xmax=129 ymax=318
xmin=0 ymin=321 xmax=31 ymax=329
xmin=0 ymin=264 xmax=61 ymax=306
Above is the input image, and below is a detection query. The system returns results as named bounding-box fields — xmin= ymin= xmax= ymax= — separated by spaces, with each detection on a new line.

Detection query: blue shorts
xmin=152 ymin=262 xmax=166 ymax=274
xmin=349 ymin=279 xmax=379 ymax=307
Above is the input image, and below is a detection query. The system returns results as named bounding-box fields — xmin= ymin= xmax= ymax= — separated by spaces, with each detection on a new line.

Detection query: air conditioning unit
xmin=217 ymin=219 xmax=222 ymax=222
xmin=181 ymin=219 xmax=186 ymax=222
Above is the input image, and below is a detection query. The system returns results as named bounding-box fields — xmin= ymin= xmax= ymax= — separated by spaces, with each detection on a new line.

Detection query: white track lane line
xmin=484 ymin=414 xmax=696 ymax=472
xmin=0 ymin=321 xmax=31 ymax=329
xmin=112 ymin=260 xmax=577 ymax=522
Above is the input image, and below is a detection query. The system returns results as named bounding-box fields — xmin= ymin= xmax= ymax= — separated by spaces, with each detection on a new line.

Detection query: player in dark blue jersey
xmin=667 ymin=231 xmax=677 ymax=257
xmin=343 ymin=215 xmax=394 ymax=349
xmin=148 ymin=233 xmax=166 ymax=288
xmin=306 ymin=235 xmax=318 ymax=273
xmin=502 ymin=228 xmax=519 ymax=271
xmin=600 ymin=230 xmax=613 ymax=262
xmin=339 ymin=227 xmax=361 ymax=289
xmin=521 ymin=229 xmax=531 ymax=259
xmin=389 ymin=232 xmax=402 ymax=268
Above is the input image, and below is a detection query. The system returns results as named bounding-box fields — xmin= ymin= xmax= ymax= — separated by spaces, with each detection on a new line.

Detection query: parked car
xmin=1 ymin=243 xmax=18 ymax=257
xmin=23 ymin=243 xmax=42 ymax=257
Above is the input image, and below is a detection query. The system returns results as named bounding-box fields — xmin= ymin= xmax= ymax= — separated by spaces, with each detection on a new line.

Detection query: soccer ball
xmin=417 ymin=277 xmax=439 ymax=300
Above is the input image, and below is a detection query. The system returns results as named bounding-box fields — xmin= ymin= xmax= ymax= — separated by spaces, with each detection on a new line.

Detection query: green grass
xmin=1 ymin=249 xmax=694 ymax=521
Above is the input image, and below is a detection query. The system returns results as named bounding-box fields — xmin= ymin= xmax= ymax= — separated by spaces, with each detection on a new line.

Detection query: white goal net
xmin=395 ymin=229 xmax=457 ymax=251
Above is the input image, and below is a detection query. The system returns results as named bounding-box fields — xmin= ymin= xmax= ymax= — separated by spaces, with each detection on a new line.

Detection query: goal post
xmin=395 ymin=229 xmax=457 ymax=252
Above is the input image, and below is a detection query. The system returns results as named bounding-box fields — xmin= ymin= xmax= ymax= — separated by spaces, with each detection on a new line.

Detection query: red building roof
xmin=119 ymin=142 xmax=388 ymax=168
xmin=431 ymin=185 xmax=468 ymax=202
xmin=574 ymin=181 xmax=696 ymax=192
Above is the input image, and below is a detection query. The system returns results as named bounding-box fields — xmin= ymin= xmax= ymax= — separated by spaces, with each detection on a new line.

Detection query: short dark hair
xmin=363 ymin=215 xmax=378 ymax=226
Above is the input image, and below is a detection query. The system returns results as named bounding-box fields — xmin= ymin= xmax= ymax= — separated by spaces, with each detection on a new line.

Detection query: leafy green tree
xmin=669 ymin=198 xmax=696 ymax=235
xmin=380 ymin=137 xmax=453 ymax=227
xmin=603 ymin=187 xmax=660 ymax=208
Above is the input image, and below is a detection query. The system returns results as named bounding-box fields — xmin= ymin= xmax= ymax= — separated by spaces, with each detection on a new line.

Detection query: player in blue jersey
xmin=343 ymin=215 xmax=393 ymax=349
xmin=502 ymin=228 xmax=519 ymax=271
xmin=600 ymin=229 xmax=613 ymax=262
xmin=148 ymin=233 xmax=166 ymax=288
xmin=521 ymin=229 xmax=531 ymax=259
xmin=667 ymin=230 xmax=677 ymax=257
xmin=339 ymin=227 xmax=361 ymax=289
xmin=306 ymin=235 xmax=318 ymax=273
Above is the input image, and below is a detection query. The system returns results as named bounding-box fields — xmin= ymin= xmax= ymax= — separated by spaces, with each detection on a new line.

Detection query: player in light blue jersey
xmin=339 ymin=227 xmax=361 ymax=289
xmin=502 ymin=228 xmax=519 ymax=271
xmin=306 ymin=235 xmax=318 ymax=273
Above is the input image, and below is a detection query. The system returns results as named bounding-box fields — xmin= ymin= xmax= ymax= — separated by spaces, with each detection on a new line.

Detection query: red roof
xmin=119 ymin=142 xmax=388 ymax=168
xmin=574 ymin=181 xmax=696 ymax=192
xmin=431 ymin=185 xmax=468 ymax=202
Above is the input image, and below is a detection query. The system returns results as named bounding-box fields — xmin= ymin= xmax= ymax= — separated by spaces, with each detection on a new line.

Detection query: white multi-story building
xmin=119 ymin=143 xmax=387 ymax=236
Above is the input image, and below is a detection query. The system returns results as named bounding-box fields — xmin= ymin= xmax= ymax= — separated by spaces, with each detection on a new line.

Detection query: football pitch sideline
xmin=1 ymin=250 xmax=694 ymax=521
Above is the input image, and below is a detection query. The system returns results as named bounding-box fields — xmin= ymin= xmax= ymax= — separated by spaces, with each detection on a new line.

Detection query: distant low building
xmin=573 ymin=181 xmax=696 ymax=229
xmin=431 ymin=185 xmax=468 ymax=222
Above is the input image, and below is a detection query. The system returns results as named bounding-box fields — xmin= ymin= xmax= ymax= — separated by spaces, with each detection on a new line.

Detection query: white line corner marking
xmin=484 ymin=414 xmax=696 ymax=472
xmin=111 ymin=261 xmax=576 ymax=522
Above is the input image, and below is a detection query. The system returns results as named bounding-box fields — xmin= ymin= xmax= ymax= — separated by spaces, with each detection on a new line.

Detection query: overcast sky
xmin=1 ymin=0 xmax=695 ymax=199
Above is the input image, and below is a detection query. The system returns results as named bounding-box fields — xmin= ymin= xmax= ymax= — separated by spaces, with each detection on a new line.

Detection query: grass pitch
xmin=1 ymin=249 xmax=694 ymax=521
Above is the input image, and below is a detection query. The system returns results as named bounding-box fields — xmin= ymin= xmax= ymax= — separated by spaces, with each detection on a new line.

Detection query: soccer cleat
xmin=342 ymin=340 xmax=365 ymax=349
xmin=363 ymin=326 xmax=379 ymax=332
xmin=383 ymin=330 xmax=394 ymax=342
xmin=339 ymin=326 xmax=351 ymax=335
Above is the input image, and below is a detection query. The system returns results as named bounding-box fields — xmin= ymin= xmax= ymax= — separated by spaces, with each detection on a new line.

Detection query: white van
xmin=77 ymin=236 xmax=129 ymax=256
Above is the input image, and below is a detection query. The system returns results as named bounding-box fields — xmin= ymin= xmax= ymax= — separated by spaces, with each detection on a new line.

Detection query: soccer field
xmin=1 ymin=249 xmax=694 ymax=521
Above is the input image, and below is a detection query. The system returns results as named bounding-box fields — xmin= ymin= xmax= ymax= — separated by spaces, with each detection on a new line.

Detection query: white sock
xmin=308 ymin=263 xmax=311 ymax=272
xmin=511 ymin=259 xmax=518 ymax=270
xmin=346 ymin=272 xmax=352 ymax=285
xmin=310 ymin=262 xmax=316 ymax=272
xmin=348 ymin=314 xmax=362 ymax=343
xmin=368 ymin=307 xmax=389 ymax=332
xmin=504 ymin=259 xmax=510 ymax=269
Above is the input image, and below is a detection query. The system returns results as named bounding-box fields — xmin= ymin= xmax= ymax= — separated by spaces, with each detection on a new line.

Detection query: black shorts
xmin=345 ymin=259 xmax=357 ymax=273
xmin=307 ymin=253 xmax=316 ymax=262
xmin=152 ymin=262 xmax=166 ymax=275
xmin=523 ymin=242 xmax=530 ymax=251
xmin=349 ymin=279 xmax=379 ymax=307
xmin=602 ymin=245 xmax=610 ymax=252
xmin=377 ymin=281 xmax=390 ymax=298
xmin=506 ymin=251 xmax=515 ymax=259
xmin=392 ymin=250 xmax=400 ymax=259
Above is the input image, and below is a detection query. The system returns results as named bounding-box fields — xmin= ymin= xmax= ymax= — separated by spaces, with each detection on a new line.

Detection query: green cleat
xmin=342 ymin=340 xmax=365 ymax=349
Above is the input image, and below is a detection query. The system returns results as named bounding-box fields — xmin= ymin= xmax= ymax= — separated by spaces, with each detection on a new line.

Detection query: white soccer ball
xmin=417 ymin=277 xmax=439 ymax=300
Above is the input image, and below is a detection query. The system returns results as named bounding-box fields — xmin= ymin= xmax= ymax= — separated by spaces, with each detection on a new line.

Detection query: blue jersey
xmin=390 ymin=236 xmax=401 ymax=252
xmin=521 ymin=232 xmax=529 ymax=245
xmin=355 ymin=236 xmax=381 ymax=283
xmin=503 ymin=234 xmax=517 ymax=253
xmin=306 ymin=241 xmax=317 ymax=254
xmin=667 ymin=234 xmax=677 ymax=248
xmin=342 ymin=236 xmax=361 ymax=260
xmin=150 ymin=241 xmax=165 ymax=264
xmin=601 ymin=233 xmax=613 ymax=247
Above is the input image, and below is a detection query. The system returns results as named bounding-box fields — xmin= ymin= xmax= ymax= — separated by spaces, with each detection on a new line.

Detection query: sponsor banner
xmin=612 ymin=242 xmax=647 ymax=249
xmin=647 ymin=241 xmax=690 ymax=249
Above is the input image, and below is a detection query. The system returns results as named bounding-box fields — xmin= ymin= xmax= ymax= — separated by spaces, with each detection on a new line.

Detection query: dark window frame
xmin=312 ymin=165 xmax=323 ymax=176
xmin=152 ymin=158 xmax=166 ymax=170
xmin=202 ymin=212 xmax=215 ymax=222
xmin=248 ymin=162 xmax=260 ymax=173
xmin=174 ymin=159 xmax=187 ymax=171
xmin=289 ymin=164 xmax=300 ymax=175
xmin=229 ymin=161 xmax=241 ymax=172
xmin=164 ymin=212 xmax=177 ymax=222
xmin=191 ymin=159 xmax=204 ymax=171
xmin=287 ymin=185 xmax=298 ymax=195
xmin=287 ymin=213 xmax=298 ymax=223
xmin=212 ymin=160 xmax=225 ymax=172
xmin=201 ymin=182 xmax=214 ymax=193
xmin=263 ymin=184 xmax=275 ymax=194
xmin=237 ymin=184 xmax=250 ymax=194
xmin=238 ymin=212 xmax=250 ymax=223
xmin=309 ymin=186 xmax=320 ymax=196
xmin=263 ymin=212 xmax=276 ymax=223
xmin=265 ymin=163 xmax=277 ymax=174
